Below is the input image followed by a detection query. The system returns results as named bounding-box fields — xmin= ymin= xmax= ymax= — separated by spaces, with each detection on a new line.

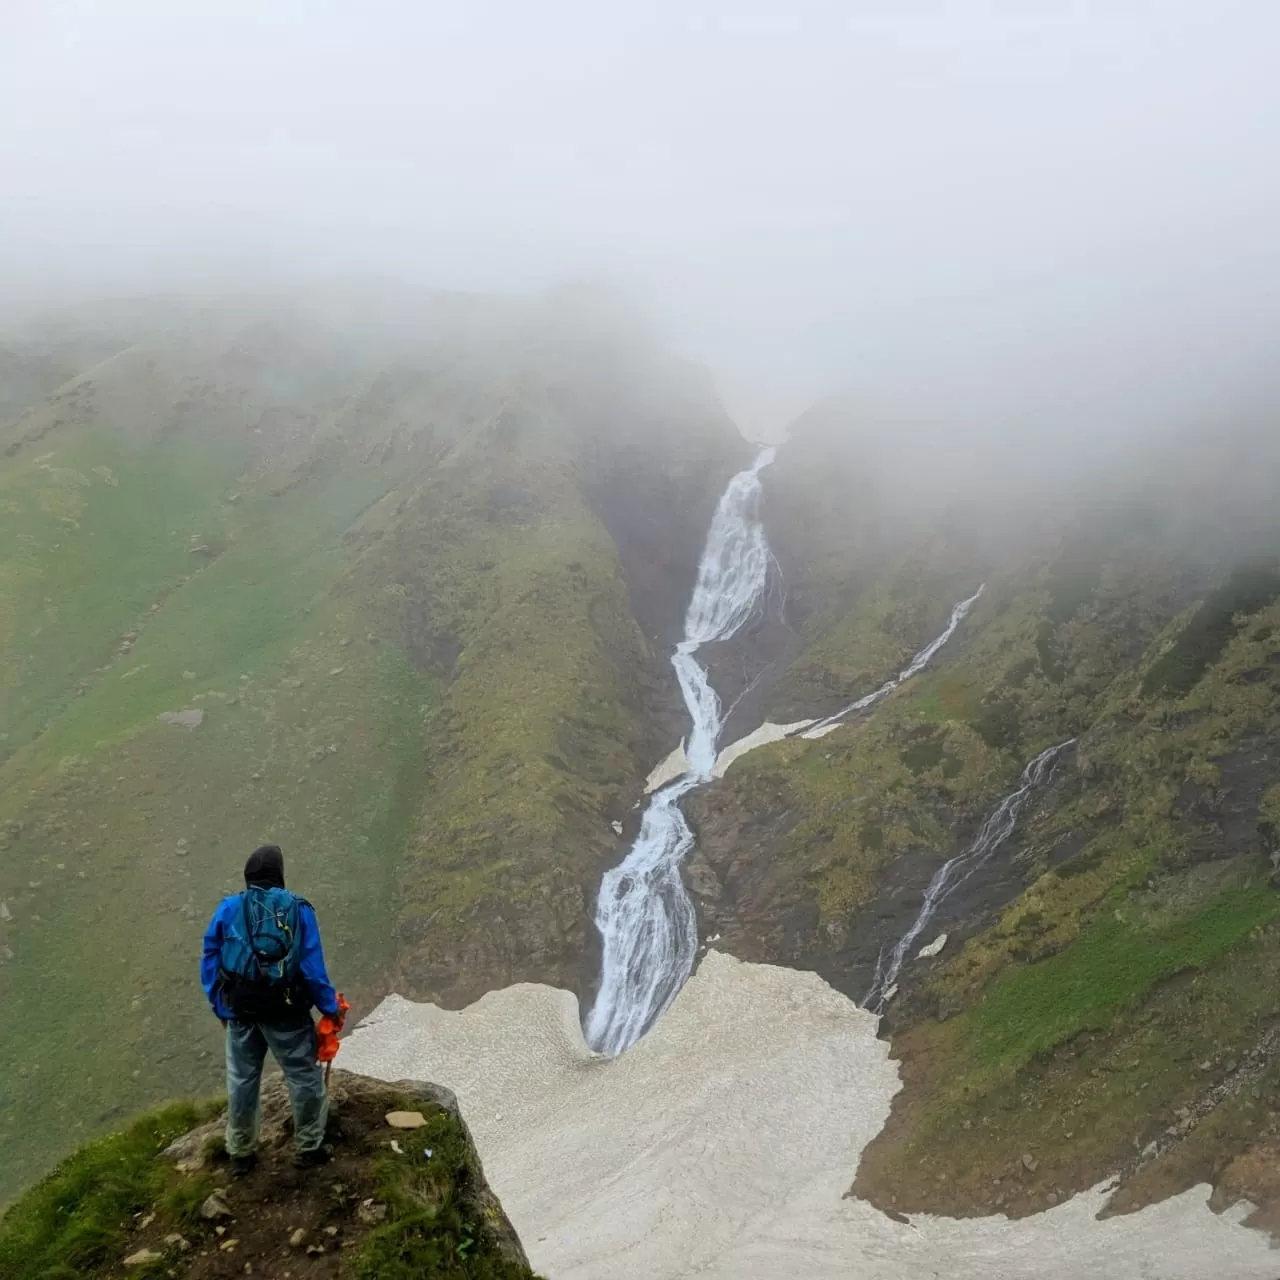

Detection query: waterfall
xmin=585 ymin=448 xmax=776 ymax=1056
xmin=799 ymin=586 xmax=985 ymax=739
xmin=863 ymin=738 xmax=1076 ymax=1012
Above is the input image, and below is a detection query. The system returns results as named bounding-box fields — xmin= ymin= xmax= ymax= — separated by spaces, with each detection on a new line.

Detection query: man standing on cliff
xmin=201 ymin=844 xmax=345 ymax=1172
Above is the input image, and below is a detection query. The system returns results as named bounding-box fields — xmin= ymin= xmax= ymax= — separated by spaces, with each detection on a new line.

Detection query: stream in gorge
xmin=863 ymin=738 xmax=1077 ymax=1011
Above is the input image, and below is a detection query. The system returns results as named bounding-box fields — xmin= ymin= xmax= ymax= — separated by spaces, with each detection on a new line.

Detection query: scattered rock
xmin=306 ymin=1243 xmax=326 ymax=1256
xmin=164 ymin=1233 xmax=191 ymax=1252
xmin=219 ymin=1238 xmax=239 ymax=1252
xmin=160 ymin=1117 xmax=222 ymax=1170
xmin=323 ymin=1226 xmax=339 ymax=1237
xmin=385 ymin=1110 xmax=428 ymax=1129
xmin=1021 ymin=1153 xmax=1039 ymax=1173
xmin=157 ymin=709 xmax=204 ymax=728
xmin=137 ymin=1212 xmax=155 ymax=1229
xmin=329 ymin=667 xmax=346 ymax=677
xmin=124 ymin=1248 xmax=163 ymax=1267
xmin=201 ymin=1190 xmax=233 ymax=1220
xmin=288 ymin=1228 xmax=307 ymax=1248
xmin=0 ymin=901 xmax=10 ymax=921
xmin=182 ymin=670 xmax=197 ymax=680
xmin=611 ymin=820 xmax=623 ymax=836
xmin=357 ymin=1199 xmax=388 ymax=1226
xmin=917 ymin=932 xmax=948 ymax=960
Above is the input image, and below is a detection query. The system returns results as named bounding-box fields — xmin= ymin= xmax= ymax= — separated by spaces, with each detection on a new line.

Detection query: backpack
xmin=217 ymin=886 xmax=309 ymax=1022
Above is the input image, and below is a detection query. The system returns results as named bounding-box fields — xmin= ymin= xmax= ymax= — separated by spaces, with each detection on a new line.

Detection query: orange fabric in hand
xmin=317 ymin=994 xmax=351 ymax=1064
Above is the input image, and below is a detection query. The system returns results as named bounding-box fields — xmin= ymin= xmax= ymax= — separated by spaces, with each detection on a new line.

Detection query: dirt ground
xmin=114 ymin=1072 xmax=529 ymax=1278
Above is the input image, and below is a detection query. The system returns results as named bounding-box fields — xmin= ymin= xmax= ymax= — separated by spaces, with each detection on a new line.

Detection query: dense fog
xmin=4 ymin=2 xmax=1280 ymax=448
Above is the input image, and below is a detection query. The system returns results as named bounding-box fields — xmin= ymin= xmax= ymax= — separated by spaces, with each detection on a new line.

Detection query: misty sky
xmin=4 ymin=2 xmax=1280 ymax=437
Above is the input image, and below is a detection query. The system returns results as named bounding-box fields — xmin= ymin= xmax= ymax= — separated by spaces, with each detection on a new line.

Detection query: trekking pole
xmin=318 ymin=994 xmax=349 ymax=1094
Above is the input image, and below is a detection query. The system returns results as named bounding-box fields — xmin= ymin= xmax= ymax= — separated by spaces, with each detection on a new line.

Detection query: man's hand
xmin=332 ymin=993 xmax=351 ymax=1031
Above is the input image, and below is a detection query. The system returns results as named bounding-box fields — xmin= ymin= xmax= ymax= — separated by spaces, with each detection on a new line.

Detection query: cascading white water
xmin=863 ymin=738 xmax=1076 ymax=1012
xmin=799 ymin=585 xmax=985 ymax=738
xmin=586 ymin=448 xmax=776 ymax=1055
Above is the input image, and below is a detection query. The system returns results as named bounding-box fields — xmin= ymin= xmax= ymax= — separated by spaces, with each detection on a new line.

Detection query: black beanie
xmin=244 ymin=844 xmax=285 ymax=889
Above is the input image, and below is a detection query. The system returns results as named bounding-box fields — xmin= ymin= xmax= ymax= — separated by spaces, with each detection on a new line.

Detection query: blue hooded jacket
xmin=201 ymin=893 xmax=339 ymax=1021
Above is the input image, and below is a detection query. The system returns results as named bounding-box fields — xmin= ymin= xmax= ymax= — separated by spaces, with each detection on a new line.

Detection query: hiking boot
xmin=293 ymin=1145 xmax=332 ymax=1169
xmin=229 ymin=1152 xmax=258 ymax=1178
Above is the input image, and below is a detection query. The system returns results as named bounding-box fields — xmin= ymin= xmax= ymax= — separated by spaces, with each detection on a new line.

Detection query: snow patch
xmin=340 ymin=953 xmax=1275 ymax=1280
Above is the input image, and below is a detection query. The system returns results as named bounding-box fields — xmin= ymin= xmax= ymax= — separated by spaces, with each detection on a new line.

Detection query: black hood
xmin=244 ymin=844 xmax=285 ymax=890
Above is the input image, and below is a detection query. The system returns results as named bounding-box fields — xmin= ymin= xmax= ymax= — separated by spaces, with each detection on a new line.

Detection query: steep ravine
xmin=677 ymin=433 xmax=1280 ymax=1230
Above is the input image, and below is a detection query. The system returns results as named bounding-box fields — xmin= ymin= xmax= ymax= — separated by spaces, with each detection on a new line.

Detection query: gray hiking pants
xmin=224 ymin=1018 xmax=328 ymax=1156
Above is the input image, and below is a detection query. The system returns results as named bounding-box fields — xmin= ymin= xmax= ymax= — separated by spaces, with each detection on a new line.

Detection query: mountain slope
xmin=0 ymin=291 xmax=747 ymax=1204
xmin=690 ymin=403 xmax=1280 ymax=1220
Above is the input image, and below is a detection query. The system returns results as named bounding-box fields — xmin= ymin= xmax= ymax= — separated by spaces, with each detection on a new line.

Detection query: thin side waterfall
xmin=585 ymin=448 xmax=777 ymax=1056
xmin=798 ymin=586 xmax=985 ymax=739
xmin=864 ymin=738 xmax=1076 ymax=1012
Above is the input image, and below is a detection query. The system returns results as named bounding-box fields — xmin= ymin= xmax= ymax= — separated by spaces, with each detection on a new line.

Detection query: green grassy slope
xmin=0 ymin=335 xmax=437 ymax=1201
xmin=853 ymin=587 xmax=1280 ymax=1218
xmin=0 ymin=295 xmax=745 ymax=1205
